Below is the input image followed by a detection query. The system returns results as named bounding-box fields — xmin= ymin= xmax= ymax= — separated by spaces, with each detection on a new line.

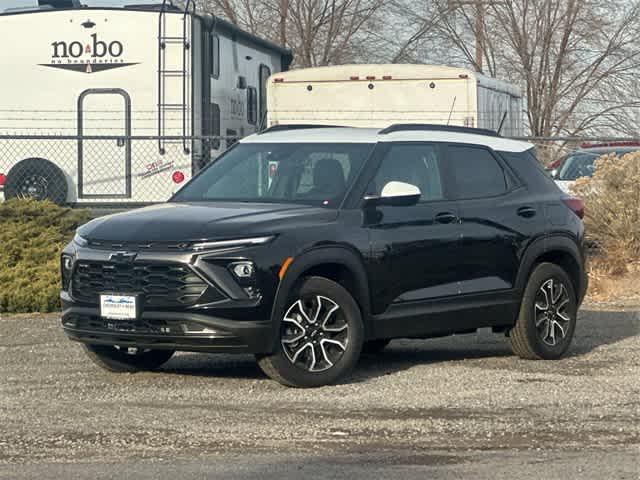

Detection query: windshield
xmin=558 ymin=150 xmax=637 ymax=181
xmin=172 ymin=143 xmax=373 ymax=207
xmin=2 ymin=0 xmax=164 ymax=13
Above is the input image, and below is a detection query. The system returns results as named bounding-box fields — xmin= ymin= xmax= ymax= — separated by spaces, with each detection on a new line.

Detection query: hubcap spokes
xmin=281 ymin=295 xmax=348 ymax=372
xmin=20 ymin=175 xmax=48 ymax=200
xmin=534 ymin=278 xmax=571 ymax=346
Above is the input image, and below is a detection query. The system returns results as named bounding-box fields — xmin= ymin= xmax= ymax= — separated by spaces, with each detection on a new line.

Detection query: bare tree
xmin=200 ymin=0 xmax=383 ymax=67
xmin=387 ymin=0 xmax=640 ymax=136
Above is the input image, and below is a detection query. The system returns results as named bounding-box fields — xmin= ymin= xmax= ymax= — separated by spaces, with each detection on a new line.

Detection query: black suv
xmin=61 ymin=125 xmax=588 ymax=387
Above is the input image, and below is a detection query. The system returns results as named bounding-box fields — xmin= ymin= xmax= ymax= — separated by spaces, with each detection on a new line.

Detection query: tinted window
xmin=259 ymin=65 xmax=271 ymax=123
xmin=448 ymin=146 xmax=507 ymax=199
xmin=172 ymin=143 xmax=373 ymax=208
xmin=369 ymin=144 xmax=444 ymax=201
xmin=247 ymin=87 xmax=257 ymax=125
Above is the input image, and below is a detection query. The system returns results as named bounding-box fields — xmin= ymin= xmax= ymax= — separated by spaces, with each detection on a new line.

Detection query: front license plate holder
xmin=100 ymin=294 xmax=139 ymax=320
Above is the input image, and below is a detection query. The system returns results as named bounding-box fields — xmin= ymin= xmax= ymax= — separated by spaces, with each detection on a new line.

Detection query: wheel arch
xmin=516 ymin=235 xmax=586 ymax=304
xmin=270 ymin=246 xmax=372 ymax=344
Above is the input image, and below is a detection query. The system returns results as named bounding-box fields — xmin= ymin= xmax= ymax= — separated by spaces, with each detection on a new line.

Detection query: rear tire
xmin=510 ymin=263 xmax=577 ymax=360
xmin=82 ymin=344 xmax=174 ymax=373
xmin=256 ymin=276 xmax=364 ymax=388
xmin=4 ymin=158 xmax=68 ymax=205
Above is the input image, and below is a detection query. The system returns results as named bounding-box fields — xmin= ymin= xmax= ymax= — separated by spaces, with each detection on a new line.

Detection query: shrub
xmin=0 ymin=199 xmax=90 ymax=313
xmin=572 ymin=152 xmax=640 ymax=274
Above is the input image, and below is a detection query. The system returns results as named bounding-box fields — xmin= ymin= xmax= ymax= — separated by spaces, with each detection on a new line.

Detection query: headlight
xmin=192 ymin=236 xmax=274 ymax=252
xmin=73 ymin=233 xmax=88 ymax=247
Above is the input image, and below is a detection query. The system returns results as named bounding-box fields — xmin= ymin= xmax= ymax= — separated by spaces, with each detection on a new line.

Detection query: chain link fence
xmin=0 ymin=135 xmax=238 ymax=207
xmin=1 ymin=133 xmax=638 ymax=209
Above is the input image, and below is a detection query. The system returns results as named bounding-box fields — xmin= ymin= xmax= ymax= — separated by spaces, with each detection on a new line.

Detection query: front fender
xmin=268 ymin=245 xmax=372 ymax=349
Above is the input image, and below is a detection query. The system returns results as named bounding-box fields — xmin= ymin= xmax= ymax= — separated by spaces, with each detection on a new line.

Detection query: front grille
xmin=71 ymin=261 xmax=210 ymax=307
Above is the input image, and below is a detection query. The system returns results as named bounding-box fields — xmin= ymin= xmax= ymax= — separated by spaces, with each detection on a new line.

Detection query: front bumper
xmin=61 ymin=295 xmax=274 ymax=354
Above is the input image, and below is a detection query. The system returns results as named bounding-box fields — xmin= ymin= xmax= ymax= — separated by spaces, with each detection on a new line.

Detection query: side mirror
xmin=363 ymin=181 xmax=421 ymax=208
xmin=550 ymin=168 xmax=559 ymax=179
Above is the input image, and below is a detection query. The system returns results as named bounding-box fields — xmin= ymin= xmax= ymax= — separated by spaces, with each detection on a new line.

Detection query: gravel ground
xmin=0 ymin=305 xmax=638 ymax=479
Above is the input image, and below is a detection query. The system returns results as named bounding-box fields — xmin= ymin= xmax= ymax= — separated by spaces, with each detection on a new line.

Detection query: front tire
xmin=82 ymin=344 xmax=174 ymax=373
xmin=257 ymin=276 xmax=364 ymax=388
xmin=510 ymin=263 xmax=577 ymax=360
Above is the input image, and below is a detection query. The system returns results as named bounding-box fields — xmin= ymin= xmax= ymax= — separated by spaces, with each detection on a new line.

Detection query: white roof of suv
xmin=241 ymin=127 xmax=532 ymax=153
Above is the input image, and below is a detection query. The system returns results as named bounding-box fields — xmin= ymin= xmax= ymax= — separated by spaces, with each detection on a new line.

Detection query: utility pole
xmin=474 ymin=0 xmax=484 ymax=72
xmin=449 ymin=0 xmax=498 ymax=74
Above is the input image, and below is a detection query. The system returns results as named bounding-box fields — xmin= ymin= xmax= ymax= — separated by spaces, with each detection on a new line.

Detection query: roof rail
xmin=379 ymin=124 xmax=500 ymax=137
xmin=260 ymin=124 xmax=345 ymax=134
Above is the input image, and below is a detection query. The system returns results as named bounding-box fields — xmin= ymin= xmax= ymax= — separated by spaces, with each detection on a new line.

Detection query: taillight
xmin=0 ymin=173 xmax=6 ymax=186
xmin=172 ymin=171 xmax=185 ymax=184
xmin=563 ymin=196 xmax=585 ymax=219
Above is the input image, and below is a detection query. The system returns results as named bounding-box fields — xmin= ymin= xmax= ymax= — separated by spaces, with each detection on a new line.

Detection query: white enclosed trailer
xmin=0 ymin=0 xmax=291 ymax=205
xmin=267 ymin=64 xmax=523 ymax=136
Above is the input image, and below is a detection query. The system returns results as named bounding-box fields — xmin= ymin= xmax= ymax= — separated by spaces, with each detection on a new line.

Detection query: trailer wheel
xmin=5 ymin=158 xmax=68 ymax=205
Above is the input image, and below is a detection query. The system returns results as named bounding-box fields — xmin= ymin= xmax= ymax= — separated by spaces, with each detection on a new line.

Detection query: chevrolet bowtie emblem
xmin=109 ymin=251 xmax=137 ymax=263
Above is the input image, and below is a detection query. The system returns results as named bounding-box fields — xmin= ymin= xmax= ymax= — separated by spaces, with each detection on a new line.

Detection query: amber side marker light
xmin=278 ymin=257 xmax=294 ymax=280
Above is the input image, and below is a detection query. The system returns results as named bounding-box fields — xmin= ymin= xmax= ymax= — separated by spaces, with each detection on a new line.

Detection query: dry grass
xmin=572 ymin=151 xmax=640 ymax=276
xmin=587 ymin=256 xmax=640 ymax=305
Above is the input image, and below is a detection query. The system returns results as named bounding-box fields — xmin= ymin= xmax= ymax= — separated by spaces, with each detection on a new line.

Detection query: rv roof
xmin=241 ymin=127 xmax=532 ymax=153
xmin=270 ymin=64 xmax=521 ymax=97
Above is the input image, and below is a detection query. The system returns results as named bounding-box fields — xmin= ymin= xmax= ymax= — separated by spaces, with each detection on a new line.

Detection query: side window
xmin=210 ymin=34 xmax=220 ymax=79
xmin=259 ymin=64 xmax=271 ymax=122
xmin=369 ymin=144 xmax=444 ymax=202
xmin=247 ymin=87 xmax=257 ymax=125
xmin=447 ymin=146 xmax=507 ymax=199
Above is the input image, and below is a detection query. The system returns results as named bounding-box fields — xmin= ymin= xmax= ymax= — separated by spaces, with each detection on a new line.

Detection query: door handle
xmin=116 ymin=137 xmax=126 ymax=147
xmin=517 ymin=206 xmax=537 ymax=218
xmin=435 ymin=211 xmax=458 ymax=224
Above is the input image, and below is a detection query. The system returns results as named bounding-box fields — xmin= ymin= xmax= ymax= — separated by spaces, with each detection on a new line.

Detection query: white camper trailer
xmin=267 ymin=64 xmax=523 ymax=136
xmin=0 ymin=0 xmax=291 ymax=205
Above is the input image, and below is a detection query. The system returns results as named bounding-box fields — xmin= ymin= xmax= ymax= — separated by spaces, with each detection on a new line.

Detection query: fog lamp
xmin=230 ymin=261 xmax=255 ymax=279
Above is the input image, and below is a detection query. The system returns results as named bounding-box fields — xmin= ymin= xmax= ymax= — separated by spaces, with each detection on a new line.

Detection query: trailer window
xmin=259 ymin=65 xmax=271 ymax=122
xmin=247 ymin=87 xmax=258 ymax=125
xmin=210 ymin=34 xmax=220 ymax=79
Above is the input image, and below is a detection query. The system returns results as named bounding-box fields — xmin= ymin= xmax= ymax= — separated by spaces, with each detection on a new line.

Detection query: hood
xmin=78 ymin=202 xmax=338 ymax=242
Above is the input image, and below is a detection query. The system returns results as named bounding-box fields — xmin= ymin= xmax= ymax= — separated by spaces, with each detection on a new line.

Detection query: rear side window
xmin=447 ymin=146 xmax=507 ymax=199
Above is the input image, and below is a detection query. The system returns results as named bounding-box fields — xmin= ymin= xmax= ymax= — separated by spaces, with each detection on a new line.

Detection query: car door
xmin=363 ymin=142 xmax=462 ymax=317
xmin=444 ymin=143 xmax=531 ymax=297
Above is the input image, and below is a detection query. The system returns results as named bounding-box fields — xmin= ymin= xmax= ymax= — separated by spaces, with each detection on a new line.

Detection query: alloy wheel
xmin=281 ymin=295 xmax=349 ymax=372
xmin=534 ymin=278 xmax=572 ymax=347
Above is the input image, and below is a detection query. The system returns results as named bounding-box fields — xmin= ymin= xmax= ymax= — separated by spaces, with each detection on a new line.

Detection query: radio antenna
xmin=446 ymin=96 xmax=457 ymax=125
xmin=497 ymin=111 xmax=508 ymax=135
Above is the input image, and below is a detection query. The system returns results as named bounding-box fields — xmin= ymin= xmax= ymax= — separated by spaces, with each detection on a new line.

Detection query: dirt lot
xmin=0 ymin=304 xmax=638 ymax=479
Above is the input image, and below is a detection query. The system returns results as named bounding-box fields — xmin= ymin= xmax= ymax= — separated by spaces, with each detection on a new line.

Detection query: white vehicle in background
xmin=0 ymin=0 xmax=291 ymax=205
xmin=552 ymin=143 xmax=640 ymax=193
xmin=266 ymin=64 xmax=523 ymax=136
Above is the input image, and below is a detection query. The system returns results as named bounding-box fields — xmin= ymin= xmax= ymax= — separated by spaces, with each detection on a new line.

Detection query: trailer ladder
xmin=157 ymin=0 xmax=196 ymax=155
